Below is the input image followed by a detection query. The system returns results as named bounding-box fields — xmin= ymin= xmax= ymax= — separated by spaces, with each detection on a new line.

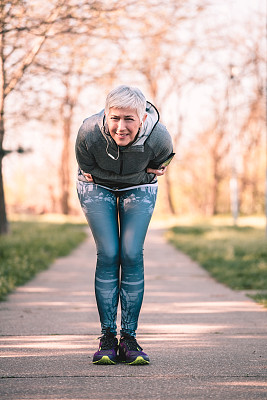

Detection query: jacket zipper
xmin=119 ymin=151 xmax=123 ymax=174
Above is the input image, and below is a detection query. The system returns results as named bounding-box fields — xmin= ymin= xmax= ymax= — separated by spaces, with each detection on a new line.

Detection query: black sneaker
xmin=119 ymin=333 xmax=150 ymax=365
xmin=93 ymin=329 xmax=118 ymax=365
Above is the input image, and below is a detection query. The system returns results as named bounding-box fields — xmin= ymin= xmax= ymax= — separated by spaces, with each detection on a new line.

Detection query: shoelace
xmin=121 ymin=334 xmax=143 ymax=351
xmin=99 ymin=330 xmax=116 ymax=350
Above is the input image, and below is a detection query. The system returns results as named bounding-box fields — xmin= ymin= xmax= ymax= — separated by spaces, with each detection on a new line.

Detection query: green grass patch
xmin=0 ymin=221 xmax=87 ymax=301
xmin=249 ymin=293 xmax=267 ymax=307
xmin=167 ymin=224 xmax=267 ymax=302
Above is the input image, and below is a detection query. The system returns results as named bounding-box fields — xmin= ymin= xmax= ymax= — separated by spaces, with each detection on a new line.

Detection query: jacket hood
xmin=99 ymin=101 xmax=160 ymax=155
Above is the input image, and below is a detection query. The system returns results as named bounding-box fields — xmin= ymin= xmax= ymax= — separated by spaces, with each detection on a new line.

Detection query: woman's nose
xmin=117 ymin=119 xmax=126 ymax=131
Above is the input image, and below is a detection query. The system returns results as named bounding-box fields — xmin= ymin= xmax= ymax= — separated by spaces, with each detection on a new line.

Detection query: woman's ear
xmin=141 ymin=113 xmax=147 ymax=126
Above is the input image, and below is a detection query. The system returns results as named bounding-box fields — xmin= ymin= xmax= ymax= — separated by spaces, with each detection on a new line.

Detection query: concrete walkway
xmin=0 ymin=224 xmax=266 ymax=399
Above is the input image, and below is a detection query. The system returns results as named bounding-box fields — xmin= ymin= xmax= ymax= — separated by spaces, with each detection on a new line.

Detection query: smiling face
xmin=106 ymin=107 xmax=146 ymax=146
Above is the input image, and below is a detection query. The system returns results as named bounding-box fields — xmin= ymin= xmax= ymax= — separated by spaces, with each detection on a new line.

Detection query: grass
xmin=0 ymin=220 xmax=87 ymax=301
xmin=166 ymin=223 xmax=267 ymax=307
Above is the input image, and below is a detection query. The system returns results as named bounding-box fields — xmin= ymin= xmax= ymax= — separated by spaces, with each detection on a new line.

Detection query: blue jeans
xmin=77 ymin=181 xmax=157 ymax=337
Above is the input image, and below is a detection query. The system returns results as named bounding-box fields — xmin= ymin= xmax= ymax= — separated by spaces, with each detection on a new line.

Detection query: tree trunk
xmin=209 ymin=161 xmax=221 ymax=215
xmin=0 ymin=158 xmax=8 ymax=234
xmin=59 ymin=75 xmax=82 ymax=215
xmin=0 ymin=13 xmax=8 ymax=234
xmin=0 ymin=114 xmax=8 ymax=234
xmin=60 ymin=113 xmax=71 ymax=215
xmin=164 ymin=169 xmax=176 ymax=215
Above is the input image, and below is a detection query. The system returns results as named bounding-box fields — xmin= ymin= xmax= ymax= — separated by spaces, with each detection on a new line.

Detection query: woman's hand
xmin=147 ymin=167 xmax=167 ymax=176
xmin=83 ymin=172 xmax=94 ymax=182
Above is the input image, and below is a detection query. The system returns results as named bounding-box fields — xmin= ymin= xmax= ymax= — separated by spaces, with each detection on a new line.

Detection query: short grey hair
xmin=105 ymin=85 xmax=147 ymax=121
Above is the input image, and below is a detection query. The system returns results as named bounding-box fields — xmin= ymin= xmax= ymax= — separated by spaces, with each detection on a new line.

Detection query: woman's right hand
xmin=83 ymin=172 xmax=94 ymax=182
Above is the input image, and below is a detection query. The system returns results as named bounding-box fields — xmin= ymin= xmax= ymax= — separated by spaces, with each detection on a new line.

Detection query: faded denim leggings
xmin=77 ymin=181 xmax=157 ymax=337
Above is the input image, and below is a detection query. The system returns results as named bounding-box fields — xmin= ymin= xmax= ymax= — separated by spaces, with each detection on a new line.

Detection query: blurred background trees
xmin=1 ymin=0 xmax=266 ymax=234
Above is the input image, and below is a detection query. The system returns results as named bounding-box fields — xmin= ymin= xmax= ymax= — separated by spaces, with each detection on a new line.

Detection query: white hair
xmin=105 ymin=85 xmax=147 ymax=121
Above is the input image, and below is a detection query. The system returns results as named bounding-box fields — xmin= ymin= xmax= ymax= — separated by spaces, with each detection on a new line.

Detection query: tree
xmin=0 ymin=0 xmax=71 ymax=233
xmin=172 ymin=4 xmax=266 ymax=217
xmin=113 ymin=0 xmax=209 ymax=214
xmin=28 ymin=3 xmax=130 ymax=214
xmin=0 ymin=0 xmax=132 ymax=231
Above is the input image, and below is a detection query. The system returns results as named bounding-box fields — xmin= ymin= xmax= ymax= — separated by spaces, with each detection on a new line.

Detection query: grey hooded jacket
xmin=75 ymin=101 xmax=173 ymax=189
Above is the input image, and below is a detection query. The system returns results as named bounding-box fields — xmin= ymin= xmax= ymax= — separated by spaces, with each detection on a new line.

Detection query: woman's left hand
xmin=147 ymin=167 xmax=167 ymax=176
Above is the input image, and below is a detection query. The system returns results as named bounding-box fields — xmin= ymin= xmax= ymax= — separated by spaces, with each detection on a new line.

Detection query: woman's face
xmin=106 ymin=107 xmax=146 ymax=146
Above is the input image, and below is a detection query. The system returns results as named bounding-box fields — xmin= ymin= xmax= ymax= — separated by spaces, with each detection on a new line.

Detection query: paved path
xmin=0 ymin=224 xmax=266 ymax=399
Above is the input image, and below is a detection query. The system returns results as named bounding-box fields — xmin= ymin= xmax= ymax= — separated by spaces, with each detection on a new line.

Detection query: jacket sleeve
xmin=147 ymin=125 xmax=174 ymax=169
xmin=75 ymin=123 xmax=98 ymax=173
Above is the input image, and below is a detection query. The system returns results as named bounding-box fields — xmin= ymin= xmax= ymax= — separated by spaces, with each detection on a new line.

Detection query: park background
xmin=0 ymin=0 xmax=267 ymax=307
xmin=0 ymin=0 xmax=266 ymax=232
xmin=1 ymin=6 xmax=267 ymax=398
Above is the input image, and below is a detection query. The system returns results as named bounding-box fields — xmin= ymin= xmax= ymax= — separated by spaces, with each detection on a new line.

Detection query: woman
xmin=75 ymin=85 xmax=173 ymax=365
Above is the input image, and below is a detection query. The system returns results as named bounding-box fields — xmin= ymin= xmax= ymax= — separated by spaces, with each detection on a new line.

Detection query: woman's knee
xmin=121 ymin=246 xmax=143 ymax=266
xmin=97 ymin=245 xmax=120 ymax=266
